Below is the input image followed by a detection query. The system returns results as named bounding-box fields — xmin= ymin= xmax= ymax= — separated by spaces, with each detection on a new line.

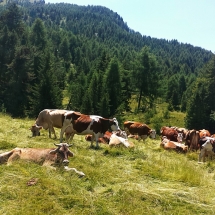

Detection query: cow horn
xmin=54 ymin=143 xmax=62 ymax=147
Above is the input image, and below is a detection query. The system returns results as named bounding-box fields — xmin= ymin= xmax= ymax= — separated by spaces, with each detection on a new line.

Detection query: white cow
xmin=198 ymin=137 xmax=215 ymax=162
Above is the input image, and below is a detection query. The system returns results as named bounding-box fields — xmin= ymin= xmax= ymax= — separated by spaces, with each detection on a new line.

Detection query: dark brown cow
xmin=0 ymin=143 xmax=85 ymax=177
xmin=185 ymin=129 xmax=200 ymax=151
xmin=123 ymin=121 xmax=156 ymax=141
xmin=160 ymin=136 xmax=188 ymax=153
xmin=160 ymin=126 xmax=183 ymax=142
xmin=60 ymin=112 xmax=121 ymax=148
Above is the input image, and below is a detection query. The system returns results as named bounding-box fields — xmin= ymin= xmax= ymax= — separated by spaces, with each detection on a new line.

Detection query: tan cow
xmin=30 ymin=109 xmax=76 ymax=139
xmin=0 ymin=143 xmax=85 ymax=177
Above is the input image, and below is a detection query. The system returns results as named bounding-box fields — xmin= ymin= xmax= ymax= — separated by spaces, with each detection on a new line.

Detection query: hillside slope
xmin=0 ymin=113 xmax=215 ymax=214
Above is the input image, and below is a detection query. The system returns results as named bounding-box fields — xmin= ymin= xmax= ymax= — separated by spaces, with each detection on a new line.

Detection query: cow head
xmin=177 ymin=133 xmax=183 ymax=143
xmin=49 ymin=143 xmax=74 ymax=165
xmin=30 ymin=124 xmax=42 ymax=137
xmin=110 ymin=118 xmax=121 ymax=131
xmin=149 ymin=129 xmax=156 ymax=139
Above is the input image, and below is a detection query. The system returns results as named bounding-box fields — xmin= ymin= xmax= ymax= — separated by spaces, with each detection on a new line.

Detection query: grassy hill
xmin=0 ymin=113 xmax=215 ymax=214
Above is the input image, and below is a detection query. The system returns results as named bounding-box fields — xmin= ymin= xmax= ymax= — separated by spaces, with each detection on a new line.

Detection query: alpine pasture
xmin=0 ymin=112 xmax=215 ymax=215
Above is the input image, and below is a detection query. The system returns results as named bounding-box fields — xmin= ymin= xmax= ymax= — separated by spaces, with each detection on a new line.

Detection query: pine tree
xmin=102 ymin=58 xmax=121 ymax=116
xmin=133 ymin=46 xmax=158 ymax=111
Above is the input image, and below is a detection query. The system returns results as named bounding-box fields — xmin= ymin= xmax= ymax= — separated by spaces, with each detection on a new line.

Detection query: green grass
xmin=0 ymin=113 xmax=215 ymax=214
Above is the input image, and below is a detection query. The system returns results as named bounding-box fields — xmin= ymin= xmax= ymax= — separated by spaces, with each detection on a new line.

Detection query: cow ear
xmin=49 ymin=149 xmax=57 ymax=154
xmin=68 ymin=151 xmax=74 ymax=157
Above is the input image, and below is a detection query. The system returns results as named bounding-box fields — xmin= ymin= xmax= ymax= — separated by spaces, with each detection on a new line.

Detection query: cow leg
xmin=60 ymin=126 xmax=68 ymax=142
xmin=90 ymin=134 xmax=95 ymax=148
xmin=7 ymin=150 xmax=21 ymax=165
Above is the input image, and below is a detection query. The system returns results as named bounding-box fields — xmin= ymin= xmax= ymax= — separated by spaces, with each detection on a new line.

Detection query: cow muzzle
xmin=63 ymin=159 xmax=69 ymax=164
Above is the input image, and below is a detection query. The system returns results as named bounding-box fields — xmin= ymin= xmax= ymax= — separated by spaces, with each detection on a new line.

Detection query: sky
xmin=46 ymin=0 xmax=215 ymax=53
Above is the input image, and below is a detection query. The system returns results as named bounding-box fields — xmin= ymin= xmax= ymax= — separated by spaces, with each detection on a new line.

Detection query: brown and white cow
xmin=0 ymin=143 xmax=85 ymax=177
xmin=160 ymin=136 xmax=188 ymax=153
xmin=60 ymin=112 xmax=121 ymax=148
xmin=30 ymin=109 xmax=78 ymax=140
xmin=160 ymin=126 xmax=183 ymax=142
xmin=185 ymin=129 xmax=200 ymax=151
xmin=124 ymin=121 xmax=156 ymax=141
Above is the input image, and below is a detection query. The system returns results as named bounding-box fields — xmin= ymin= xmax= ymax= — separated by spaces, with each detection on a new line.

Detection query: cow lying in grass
xmin=0 ymin=143 xmax=85 ymax=177
xmin=160 ymin=136 xmax=188 ymax=153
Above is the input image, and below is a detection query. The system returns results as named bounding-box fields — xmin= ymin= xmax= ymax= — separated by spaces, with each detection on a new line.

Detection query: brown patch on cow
xmin=72 ymin=115 xmax=93 ymax=133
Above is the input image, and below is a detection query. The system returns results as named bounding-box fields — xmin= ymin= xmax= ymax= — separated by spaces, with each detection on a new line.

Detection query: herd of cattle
xmin=0 ymin=108 xmax=215 ymax=176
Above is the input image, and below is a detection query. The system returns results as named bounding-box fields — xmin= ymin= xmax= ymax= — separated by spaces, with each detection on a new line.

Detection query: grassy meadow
xmin=0 ymin=112 xmax=215 ymax=215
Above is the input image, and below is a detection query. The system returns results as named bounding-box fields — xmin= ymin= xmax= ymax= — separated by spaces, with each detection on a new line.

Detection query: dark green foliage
xmin=185 ymin=57 xmax=215 ymax=132
xmin=0 ymin=2 xmax=214 ymax=118
xmin=133 ymin=46 xmax=158 ymax=111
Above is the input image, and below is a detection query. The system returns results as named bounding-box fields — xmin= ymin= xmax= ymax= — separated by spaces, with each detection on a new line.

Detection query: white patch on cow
xmin=150 ymin=130 xmax=156 ymax=139
xmin=109 ymin=134 xmax=130 ymax=147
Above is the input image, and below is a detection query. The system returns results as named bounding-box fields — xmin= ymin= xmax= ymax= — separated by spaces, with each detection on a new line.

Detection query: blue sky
xmin=47 ymin=0 xmax=215 ymax=53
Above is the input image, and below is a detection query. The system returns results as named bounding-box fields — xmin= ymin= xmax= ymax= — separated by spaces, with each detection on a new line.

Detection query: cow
xmin=85 ymin=130 xmax=127 ymax=144
xmin=160 ymin=136 xmax=188 ymax=153
xmin=174 ymin=127 xmax=188 ymax=141
xmin=109 ymin=133 xmax=135 ymax=148
xmin=185 ymin=129 xmax=200 ymax=151
xmin=199 ymin=129 xmax=211 ymax=138
xmin=0 ymin=143 xmax=85 ymax=177
xmin=123 ymin=121 xmax=156 ymax=141
xmin=30 ymin=109 xmax=69 ymax=139
xmin=60 ymin=112 xmax=121 ymax=148
xmin=30 ymin=109 xmax=79 ymax=140
xmin=160 ymin=126 xmax=183 ymax=142
xmin=198 ymin=138 xmax=215 ymax=162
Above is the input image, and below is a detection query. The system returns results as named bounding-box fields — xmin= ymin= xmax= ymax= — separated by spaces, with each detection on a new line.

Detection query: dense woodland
xmin=0 ymin=2 xmax=215 ymax=132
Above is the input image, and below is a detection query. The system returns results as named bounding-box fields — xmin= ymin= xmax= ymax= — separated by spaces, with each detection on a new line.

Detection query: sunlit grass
xmin=0 ymin=113 xmax=215 ymax=214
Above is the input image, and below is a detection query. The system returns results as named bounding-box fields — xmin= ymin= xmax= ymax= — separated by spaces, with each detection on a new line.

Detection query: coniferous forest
xmin=0 ymin=2 xmax=215 ymax=132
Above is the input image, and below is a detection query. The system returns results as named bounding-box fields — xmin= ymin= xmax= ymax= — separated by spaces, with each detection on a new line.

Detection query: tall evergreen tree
xmin=102 ymin=58 xmax=121 ymax=116
xmin=133 ymin=46 xmax=158 ymax=111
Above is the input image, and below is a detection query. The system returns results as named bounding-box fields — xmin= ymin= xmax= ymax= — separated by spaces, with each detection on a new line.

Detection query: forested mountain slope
xmin=0 ymin=2 xmax=215 ymax=132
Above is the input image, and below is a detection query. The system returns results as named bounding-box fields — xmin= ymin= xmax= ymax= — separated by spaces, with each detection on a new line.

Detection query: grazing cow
xmin=198 ymin=138 xmax=215 ymax=162
xmin=60 ymin=112 xmax=121 ymax=148
xmin=0 ymin=143 xmax=85 ymax=177
xmin=123 ymin=121 xmax=156 ymax=141
xmin=160 ymin=126 xmax=183 ymax=142
xmin=30 ymin=109 xmax=69 ymax=139
xmin=185 ymin=129 xmax=200 ymax=151
xmin=30 ymin=109 xmax=79 ymax=140
xmin=160 ymin=136 xmax=188 ymax=153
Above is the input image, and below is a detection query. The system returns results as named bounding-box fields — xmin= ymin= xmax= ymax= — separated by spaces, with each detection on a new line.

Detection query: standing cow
xmin=30 ymin=109 xmax=75 ymax=139
xmin=124 ymin=121 xmax=156 ymax=141
xmin=60 ymin=112 xmax=121 ymax=148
